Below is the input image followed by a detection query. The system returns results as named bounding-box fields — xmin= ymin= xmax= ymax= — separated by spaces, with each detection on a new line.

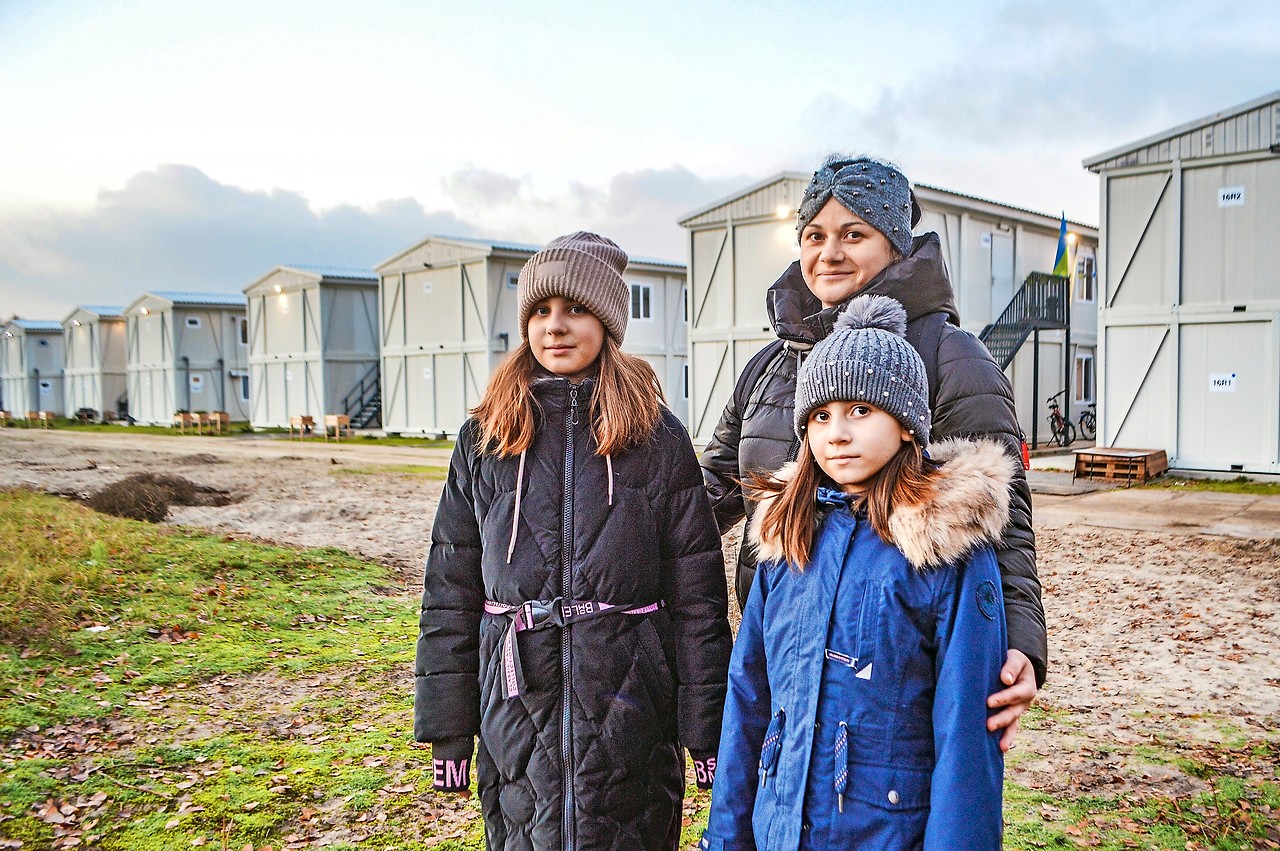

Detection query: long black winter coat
xmin=415 ymin=376 xmax=732 ymax=850
xmin=699 ymin=233 xmax=1047 ymax=685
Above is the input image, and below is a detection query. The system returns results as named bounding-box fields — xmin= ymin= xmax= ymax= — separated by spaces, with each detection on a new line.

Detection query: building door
xmin=990 ymin=232 xmax=1015 ymax=317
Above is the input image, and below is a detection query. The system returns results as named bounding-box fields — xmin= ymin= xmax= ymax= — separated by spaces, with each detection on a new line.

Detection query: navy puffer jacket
xmin=699 ymin=233 xmax=1047 ymax=686
xmin=415 ymin=376 xmax=732 ymax=850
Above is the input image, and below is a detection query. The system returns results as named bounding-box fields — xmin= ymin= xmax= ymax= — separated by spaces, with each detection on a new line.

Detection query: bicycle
xmin=1078 ymin=402 xmax=1096 ymax=441
xmin=1046 ymin=391 xmax=1076 ymax=447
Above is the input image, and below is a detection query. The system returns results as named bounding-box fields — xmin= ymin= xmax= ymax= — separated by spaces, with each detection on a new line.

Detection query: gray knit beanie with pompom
xmin=793 ymin=294 xmax=931 ymax=445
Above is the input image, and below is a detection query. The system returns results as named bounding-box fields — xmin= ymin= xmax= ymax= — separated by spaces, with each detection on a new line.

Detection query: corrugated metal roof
xmin=679 ymin=172 xmax=1096 ymax=233
xmin=9 ymin=319 xmax=64 ymax=332
xmin=1084 ymin=91 xmax=1280 ymax=171
xmin=381 ymin=234 xmax=682 ymax=272
xmin=149 ymin=291 xmax=247 ymax=307
xmin=281 ymin=264 xmax=378 ymax=281
xmin=78 ymin=305 xmax=125 ymax=318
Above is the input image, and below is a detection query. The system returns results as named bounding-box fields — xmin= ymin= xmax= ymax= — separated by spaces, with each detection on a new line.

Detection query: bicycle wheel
xmin=1079 ymin=411 xmax=1096 ymax=440
xmin=1061 ymin=421 xmax=1077 ymax=446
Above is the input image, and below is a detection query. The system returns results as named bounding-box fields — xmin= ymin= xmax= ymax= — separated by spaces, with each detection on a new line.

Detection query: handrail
xmin=979 ymin=273 xmax=1070 ymax=370
xmin=342 ymin=363 xmax=380 ymax=416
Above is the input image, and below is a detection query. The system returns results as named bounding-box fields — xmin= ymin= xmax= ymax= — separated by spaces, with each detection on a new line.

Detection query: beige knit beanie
xmin=517 ymin=231 xmax=630 ymax=342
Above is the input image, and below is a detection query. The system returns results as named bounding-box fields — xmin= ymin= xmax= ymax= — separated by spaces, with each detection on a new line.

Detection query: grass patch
xmin=21 ymin=421 xmax=253 ymax=436
xmin=1140 ymin=475 xmax=1280 ymax=496
xmin=330 ymin=464 xmax=449 ymax=479
xmin=0 ymin=488 xmax=492 ymax=848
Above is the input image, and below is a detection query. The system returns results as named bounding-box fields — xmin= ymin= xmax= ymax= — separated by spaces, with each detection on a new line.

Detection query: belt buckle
xmin=520 ymin=599 xmax=554 ymax=630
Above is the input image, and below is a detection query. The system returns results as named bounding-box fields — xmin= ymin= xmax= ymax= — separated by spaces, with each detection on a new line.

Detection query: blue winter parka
xmin=701 ymin=438 xmax=1013 ymax=851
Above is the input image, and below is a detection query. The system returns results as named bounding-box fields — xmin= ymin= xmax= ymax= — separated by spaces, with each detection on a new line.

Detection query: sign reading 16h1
xmin=1209 ymin=373 xmax=1237 ymax=393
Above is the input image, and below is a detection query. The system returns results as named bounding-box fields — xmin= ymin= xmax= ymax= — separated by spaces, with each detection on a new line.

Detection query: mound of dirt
xmin=86 ymin=473 xmax=239 ymax=522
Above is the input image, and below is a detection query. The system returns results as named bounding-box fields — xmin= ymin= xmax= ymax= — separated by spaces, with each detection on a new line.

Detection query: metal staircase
xmin=979 ymin=273 xmax=1071 ymax=370
xmin=342 ymin=364 xmax=382 ymax=429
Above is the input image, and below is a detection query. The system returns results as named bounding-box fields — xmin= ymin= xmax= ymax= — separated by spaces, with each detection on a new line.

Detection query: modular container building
xmin=375 ymin=235 xmax=688 ymax=436
xmin=63 ymin=305 xmax=127 ymax=421
xmin=1083 ymin=91 xmax=1280 ymax=475
xmin=677 ymin=176 xmax=1098 ymax=445
xmin=124 ymin=291 xmax=249 ymax=425
xmin=243 ymin=265 xmax=380 ymax=429
xmin=1 ymin=319 xmax=66 ymax=415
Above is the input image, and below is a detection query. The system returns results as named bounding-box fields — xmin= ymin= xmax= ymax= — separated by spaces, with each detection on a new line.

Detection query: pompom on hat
xmin=793 ymin=294 xmax=931 ymax=446
xmin=517 ymin=231 xmax=630 ymax=343
xmin=795 ymin=154 xmax=920 ymax=258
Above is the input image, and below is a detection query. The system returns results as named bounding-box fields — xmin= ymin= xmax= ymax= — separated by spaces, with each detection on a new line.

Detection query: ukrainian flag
xmin=1052 ymin=213 xmax=1070 ymax=277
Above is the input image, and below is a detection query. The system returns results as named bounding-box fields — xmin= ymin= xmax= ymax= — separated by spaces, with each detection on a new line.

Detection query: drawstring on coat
xmin=606 ymin=454 xmax=613 ymax=506
xmin=506 ymin=449 xmax=527 ymax=563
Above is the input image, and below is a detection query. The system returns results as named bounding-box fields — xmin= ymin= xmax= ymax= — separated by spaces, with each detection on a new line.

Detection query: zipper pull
xmin=569 ymin=386 xmax=579 ymax=426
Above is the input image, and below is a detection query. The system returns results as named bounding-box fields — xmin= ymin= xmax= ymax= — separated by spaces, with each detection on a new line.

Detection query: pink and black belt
xmin=484 ymin=597 xmax=664 ymax=700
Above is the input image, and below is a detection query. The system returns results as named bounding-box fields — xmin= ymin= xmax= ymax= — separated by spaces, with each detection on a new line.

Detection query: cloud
xmin=0 ymin=162 xmax=748 ymax=320
xmin=0 ymin=164 xmax=476 ymax=319
xmin=440 ymin=167 xmax=523 ymax=208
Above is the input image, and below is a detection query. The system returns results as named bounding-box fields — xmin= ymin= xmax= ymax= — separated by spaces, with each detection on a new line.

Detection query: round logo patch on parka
xmin=976 ymin=580 xmax=1000 ymax=621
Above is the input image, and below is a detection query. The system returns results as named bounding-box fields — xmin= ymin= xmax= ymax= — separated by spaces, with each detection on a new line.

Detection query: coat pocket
xmin=757 ymin=708 xmax=786 ymax=788
xmin=844 ymin=761 xmax=931 ymax=811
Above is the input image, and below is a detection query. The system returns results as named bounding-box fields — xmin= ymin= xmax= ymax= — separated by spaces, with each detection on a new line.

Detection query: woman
xmin=699 ymin=155 xmax=1046 ymax=747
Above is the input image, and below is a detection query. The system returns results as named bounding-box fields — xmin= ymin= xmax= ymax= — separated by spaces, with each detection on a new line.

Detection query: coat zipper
xmin=561 ymin=384 xmax=579 ymax=851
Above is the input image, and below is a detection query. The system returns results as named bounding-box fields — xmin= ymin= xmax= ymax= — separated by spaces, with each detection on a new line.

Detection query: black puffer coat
xmin=699 ymin=233 xmax=1047 ymax=685
xmin=415 ymin=376 xmax=731 ymax=850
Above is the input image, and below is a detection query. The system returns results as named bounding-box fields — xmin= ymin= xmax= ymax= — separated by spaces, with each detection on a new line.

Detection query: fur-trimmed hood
xmin=749 ymin=438 xmax=1015 ymax=570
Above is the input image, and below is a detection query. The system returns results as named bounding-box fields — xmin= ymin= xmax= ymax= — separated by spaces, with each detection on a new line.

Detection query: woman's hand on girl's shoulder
xmin=986 ymin=648 xmax=1037 ymax=751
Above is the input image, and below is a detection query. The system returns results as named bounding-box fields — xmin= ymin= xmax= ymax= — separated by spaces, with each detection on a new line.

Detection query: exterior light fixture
xmin=274 ymin=285 xmax=283 ymax=293
xmin=1066 ymin=232 xmax=1078 ymax=245
xmin=140 ymin=307 xmax=149 ymax=315
xmin=776 ymin=205 xmax=791 ymax=220
xmin=72 ymin=319 xmax=81 ymax=326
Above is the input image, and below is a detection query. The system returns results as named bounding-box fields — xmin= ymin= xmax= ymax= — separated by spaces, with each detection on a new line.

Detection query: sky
xmin=1 ymin=0 xmax=1277 ymax=320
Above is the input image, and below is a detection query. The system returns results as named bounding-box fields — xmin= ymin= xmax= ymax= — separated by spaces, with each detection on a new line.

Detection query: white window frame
xmin=238 ymin=317 xmax=249 ymax=346
xmin=1073 ymin=353 xmax=1095 ymax=404
xmin=1075 ymin=255 xmax=1096 ymax=303
xmin=236 ymin=373 xmax=250 ymax=403
xmin=682 ymin=363 xmax=689 ymax=399
xmin=506 ymin=271 xmax=520 ymax=290
xmin=185 ymin=315 xmax=202 ymax=329
xmin=630 ymin=283 xmax=652 ymax=321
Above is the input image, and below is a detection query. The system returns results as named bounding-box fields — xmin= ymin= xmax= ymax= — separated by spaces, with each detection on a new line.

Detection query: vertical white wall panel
xmin=1176 ymin=321 xmax=1274 ymax=468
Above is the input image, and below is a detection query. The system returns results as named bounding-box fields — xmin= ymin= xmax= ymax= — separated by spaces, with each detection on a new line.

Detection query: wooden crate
xmin=1073 ymin=448 xmax=1169 ymax=484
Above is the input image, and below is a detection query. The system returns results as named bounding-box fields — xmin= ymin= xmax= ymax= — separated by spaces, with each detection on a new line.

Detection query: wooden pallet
xmin=1073 ymin=447 xmax=1169 ymax=484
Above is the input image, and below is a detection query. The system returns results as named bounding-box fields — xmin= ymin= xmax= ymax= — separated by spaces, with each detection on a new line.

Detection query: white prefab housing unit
xmin=375 ymin=235 xmax=688 ymax=436
xmin=677 ymin=176 xmax=1098 ymax=445
xmin=1 ymin=320 xmax=66 ymax=415
xmin=124 ymin=291 xmax=250 ymax=425
xmin=63 ymin=306 xmax=127 ymax=421
xmin=1084 ymin=91 xmax=1280 ymax=475
xmin=243 ymin=265 xmax=380 ymax=429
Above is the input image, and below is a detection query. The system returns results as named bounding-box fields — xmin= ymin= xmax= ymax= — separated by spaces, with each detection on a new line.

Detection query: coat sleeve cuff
xmin=431 ymin=736 xmax=474 ymax=792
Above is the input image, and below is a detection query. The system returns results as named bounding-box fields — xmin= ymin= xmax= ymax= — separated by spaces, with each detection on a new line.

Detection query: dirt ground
xmin=3 ymin=428 xmax=1279 ymax=809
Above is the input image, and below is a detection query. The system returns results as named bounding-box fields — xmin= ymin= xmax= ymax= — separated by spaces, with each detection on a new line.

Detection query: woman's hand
xmin=986 ymin=649 xmax=1037 ymax=752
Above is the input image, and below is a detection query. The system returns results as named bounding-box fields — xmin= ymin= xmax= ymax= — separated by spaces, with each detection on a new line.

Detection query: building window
xmin=1075 ymin=256 xmax=1096 ymax=302
xmin=1074 ymin=353 xmax=1095 ymax=404
xmin=239 ymin=318 xmax=249 ymax=345
xmin=682 ymin=285 xmax=688 ymax=322
xmin=506 ymin=272 xmax=520 ymax=290
xmin=682 ymin=364 xmax=689 ymax=399
xmin=237 ymin=374 xmax=250 ymax=403
xmin=630 ymin=283 xmax=652 ymax=320
xmin=186 ymin=315 xmax=202 ymax=329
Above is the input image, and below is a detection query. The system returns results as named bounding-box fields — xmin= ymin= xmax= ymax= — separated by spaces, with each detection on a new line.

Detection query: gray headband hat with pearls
xmin=795 ymin=154 xmax=920 ymax=257
xmin=793 ymin=294 xmax=931 ymax=446
xmin=517 ymin=231 xmax=630 ymax=343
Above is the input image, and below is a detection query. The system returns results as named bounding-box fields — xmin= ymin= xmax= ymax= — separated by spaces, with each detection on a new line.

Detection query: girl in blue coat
xmin=701 ymin=294 xmax=1012 ymax=850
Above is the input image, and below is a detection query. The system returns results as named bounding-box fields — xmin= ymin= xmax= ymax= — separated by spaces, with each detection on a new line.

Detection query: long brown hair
xmin=472 ymin=335 xmax=665 ymax=457
xmin=746 ymin=437 xmax=938 ymax=569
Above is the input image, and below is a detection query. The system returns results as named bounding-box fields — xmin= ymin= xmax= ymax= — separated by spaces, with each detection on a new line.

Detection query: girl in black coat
xmin=414 ymin=232 xmax=731 ymax=851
